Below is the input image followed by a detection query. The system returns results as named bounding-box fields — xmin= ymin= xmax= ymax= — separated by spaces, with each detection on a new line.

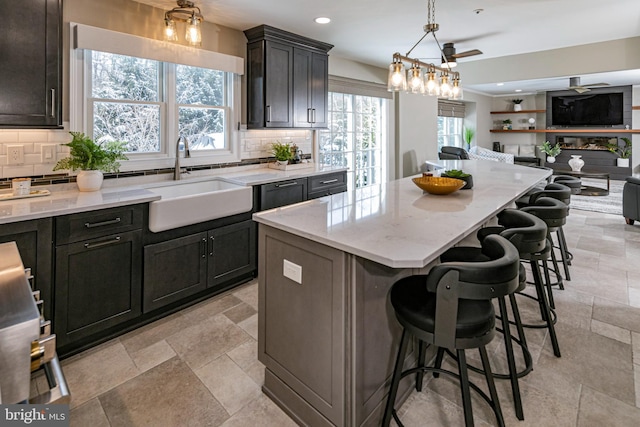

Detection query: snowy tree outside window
xmin=88 ymin=51 xmax=230 ymax=154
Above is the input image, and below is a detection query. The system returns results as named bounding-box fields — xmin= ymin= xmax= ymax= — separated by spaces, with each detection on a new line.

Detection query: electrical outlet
xmin=7 ymin=145 xmax=24 ymax=165
xmin=283 ymin=259 xmax=302 ymax=284
xmin=41 ymin=144 xmax=57 ymax=164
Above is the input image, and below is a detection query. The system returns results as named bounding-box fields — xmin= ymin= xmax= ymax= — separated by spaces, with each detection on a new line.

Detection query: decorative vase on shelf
xmin=546 ymin=156 xmax=556 ymax=164
xmin=276 ymin=160 xmax=289 ymax=166
xmin=513 ymin=104 xmax=522 ymax=112
xmin=568 ymin=155 xmax=584 ymax=172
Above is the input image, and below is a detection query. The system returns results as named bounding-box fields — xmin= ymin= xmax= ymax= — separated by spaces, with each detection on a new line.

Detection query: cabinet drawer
xmin=307 ymin=172 xmax=347 ymax=199
xmin=260 ymin=178 xmax=307 ymax=211
xmin=56 ymin=204 xmax=143 ymax=244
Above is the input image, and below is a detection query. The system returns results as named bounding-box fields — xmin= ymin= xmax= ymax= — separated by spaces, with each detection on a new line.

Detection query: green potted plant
xmin=53 ymin=132 xmax=128 ymax=191
xmin=463 ymin=127 xmax=475 ymax=151
xmin=271 ymin=141 xmax=293 ymax=165
xmin=541 ymin=140 xmax=561 ymax=163
xmin=441 ymin=169 xmax=473 ymax=189
xmin=607 ymin=137 xmax=632 ymax=167
xmin=502 ymin=119 xmax=512 ymax=130
xmin=511 ymin=99 xmax=524 ymax=111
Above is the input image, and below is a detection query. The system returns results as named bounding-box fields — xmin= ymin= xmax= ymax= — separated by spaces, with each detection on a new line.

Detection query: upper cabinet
xmin=244 ymin=25 xmax=333 ymax=129
xmin=0 ymin=0 xmax=62 ymax=128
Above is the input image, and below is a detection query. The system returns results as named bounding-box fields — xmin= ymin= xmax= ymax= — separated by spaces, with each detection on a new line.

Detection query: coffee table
xmin=553 ymin=170 xmax=609 ymax=196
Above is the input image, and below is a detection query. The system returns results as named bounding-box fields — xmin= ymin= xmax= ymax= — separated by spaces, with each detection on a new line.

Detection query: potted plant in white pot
xmin=541 ymin=140 xmax=561 ymax=163
xmin=271 ymin=141 xmax=293 ymax=165
xmin=607 ymin=137 xmax=632 ymax=167
xmin=511 ymin=99 xmax=524 ymax=111
xmin=53 ymin=132 xmax=128 ymax=191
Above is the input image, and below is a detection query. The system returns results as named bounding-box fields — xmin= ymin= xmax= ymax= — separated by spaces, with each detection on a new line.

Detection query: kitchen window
xmin=437 ymin=100 xmax=465 ymax=150
xmin=70 ymin=23 xmax=244 ymax=170
xmin=319 ymin=92 xmax=388 ymax=190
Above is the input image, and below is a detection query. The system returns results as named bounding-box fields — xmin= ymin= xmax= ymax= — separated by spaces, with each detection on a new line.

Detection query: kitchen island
xmin=252 ymin=160 xmax=550 ymax=427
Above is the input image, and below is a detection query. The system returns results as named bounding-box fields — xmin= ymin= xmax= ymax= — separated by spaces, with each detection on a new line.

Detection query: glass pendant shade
xmin=451 ymin=78 xmax=462 ymax=99
xmin=440 ymin=74 xmax=452 ymax=98
xmin=164 ymin=18 xmax=178 ymax=42
xmin=185 ymin=15 xmax=202 ymax=46
xmin=425 ymin=70 xmax=439 ymax=96
xmin=387 ymin=62 xmax=407 ymax=92
xmin=407 ymin=65 xmax=424 ymax=94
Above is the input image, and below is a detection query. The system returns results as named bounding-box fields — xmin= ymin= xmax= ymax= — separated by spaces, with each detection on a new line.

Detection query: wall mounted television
xmin=550 ymin=92 xmax=624 ymax=126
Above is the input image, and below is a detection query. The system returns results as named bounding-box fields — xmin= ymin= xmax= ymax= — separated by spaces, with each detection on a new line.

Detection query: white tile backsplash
xmin=0 ymin=125 xmax=314 ymax=180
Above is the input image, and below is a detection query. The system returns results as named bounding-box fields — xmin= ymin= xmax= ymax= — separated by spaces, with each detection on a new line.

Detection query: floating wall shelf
xmin=490 ymin=110 xmax=546 ymax=114
xmin=490 ymin=129 xmax=640 ymax=133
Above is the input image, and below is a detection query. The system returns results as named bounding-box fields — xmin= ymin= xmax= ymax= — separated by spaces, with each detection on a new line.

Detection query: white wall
xmin=394 ymin=93 xmax=438 ymax=178
xmin=461 ymin=91 xmax=493 ymax=149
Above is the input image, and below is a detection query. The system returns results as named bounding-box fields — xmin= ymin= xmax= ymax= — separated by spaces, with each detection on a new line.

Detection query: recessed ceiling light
xmin=314 ymin=17 xmax=331 ymax=24
xmin=515 ymin=89 xmax=522 ymax=92
xmin=496 ymin=83 xmax=504 ymax=86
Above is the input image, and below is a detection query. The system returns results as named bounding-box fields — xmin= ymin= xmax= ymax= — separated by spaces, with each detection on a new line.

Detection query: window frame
xmin=70 ymin=33 xmax=242 ymax=172
xmin=437 ymin=116 xmax=464 ymax=151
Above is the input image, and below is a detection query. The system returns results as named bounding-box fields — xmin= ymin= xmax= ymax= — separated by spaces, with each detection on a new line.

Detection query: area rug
xmin=569 ymin=178 xmax=624 ymax=215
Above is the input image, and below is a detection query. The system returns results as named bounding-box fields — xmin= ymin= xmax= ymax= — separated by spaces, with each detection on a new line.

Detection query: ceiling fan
xmin=567 ymin=76 xmax=610 ymax=93
xmin=440 ymin=42 xmax=483 ymax=67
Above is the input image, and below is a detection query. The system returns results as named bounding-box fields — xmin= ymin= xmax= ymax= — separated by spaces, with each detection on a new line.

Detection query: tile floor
xmin=41 ymin=209 xmax=640 ymax=426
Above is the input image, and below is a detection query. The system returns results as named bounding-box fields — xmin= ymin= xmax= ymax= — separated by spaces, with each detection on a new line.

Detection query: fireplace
xmin=556 ymin=136 xmax=618 ymax=151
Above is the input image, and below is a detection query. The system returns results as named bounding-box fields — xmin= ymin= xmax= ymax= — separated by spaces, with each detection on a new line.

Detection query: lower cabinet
xmin=144 ymin=220 xmax=256 ymax=313
xmin=54 ymin=230 xmax=142 ymax=347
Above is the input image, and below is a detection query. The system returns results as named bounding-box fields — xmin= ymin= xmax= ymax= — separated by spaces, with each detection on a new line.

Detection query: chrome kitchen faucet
xmin=174 ymin=136 xmax=191 ymax=180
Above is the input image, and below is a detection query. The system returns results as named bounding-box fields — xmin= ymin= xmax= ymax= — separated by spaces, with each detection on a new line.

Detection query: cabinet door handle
xmin=312 ymin=108 xmax=316 ymax=123
xmin=201 ymin=238 xmax=207 ymax=258
xmin=209 ymin=236 xmax=214 ymax=257
xmin=275 ymin=181 xmax=297 ymax=188
xmin=266 ymin=105 xmax=271 ymax=123
xmin=307 ymin=108 xmax=312 ymax=123
xmin=84 ymin=236 xmax=121 ymax=249
xmin=84 ymin=217 xmax=121 ymax=228
xmin=321 ymin=179 xmax=338 ymax=184
xmin=50 ymin=89 xmax=56 ymax=119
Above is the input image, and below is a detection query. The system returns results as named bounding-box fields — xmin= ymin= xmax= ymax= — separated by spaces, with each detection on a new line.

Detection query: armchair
xmin=623 ymin=177 xmax=640 ymax=225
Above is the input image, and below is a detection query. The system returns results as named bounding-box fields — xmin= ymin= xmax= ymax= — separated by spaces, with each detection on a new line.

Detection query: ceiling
xmin=136 ymin=0 xmax=640 ymax=96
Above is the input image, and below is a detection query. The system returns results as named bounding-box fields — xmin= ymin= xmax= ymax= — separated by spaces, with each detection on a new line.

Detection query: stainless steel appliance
xmin=0 ymin=241 xmax=69 ymax=404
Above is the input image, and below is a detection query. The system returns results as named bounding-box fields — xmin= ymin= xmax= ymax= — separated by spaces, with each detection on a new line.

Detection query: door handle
xmin=321 ymin=179 xmax=338 ymax=184
xmin=209 ymin=236 xmax=214 ymax=257
xmin=84 ymin=236 xmax=121 ymax=249
xmin=50 ymin=89 xmax=56 ymax=119
xmin=275 ymin=181 xmax=298 ymax=188
xmin=201 ymin=237 xmax=207 ymax=258
xmin=266 ymin=105 xmax=272 ymax=123
xmin=85 ymin=217 xmax=121 ymax=228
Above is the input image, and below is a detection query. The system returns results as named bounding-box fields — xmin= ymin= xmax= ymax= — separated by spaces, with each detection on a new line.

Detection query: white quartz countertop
xmin=0 ymin=187 xmax=159 ymax=224
xmin=253 ymin=160 xmax=551 ymax=269
xmin=0 ymin=164 xmax=347 ymax=224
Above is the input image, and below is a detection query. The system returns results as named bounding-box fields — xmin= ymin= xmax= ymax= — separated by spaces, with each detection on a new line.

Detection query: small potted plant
xmin=53 ymin=132 xmax=128 ymax=191
xmin=511 ymin=99 xmax=524 ymax=111
xmin=271 ymin=141 xmax=293 ymax=165
xmin=607 ymin=137 xmax=632 ymax=167
xmin=463 ymin=127 xmax=475 ymax=151
xmin=502 ymin=119 xmax=512 ymax=130
xmin=541 ymin=140 xmax=561 ymax=164
xmin=441 ymin=169 xmax=473 ymax=189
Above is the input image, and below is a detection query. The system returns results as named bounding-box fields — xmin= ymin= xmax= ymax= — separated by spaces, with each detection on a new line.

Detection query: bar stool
xmin=553 ymin=175 xmax=582 ymax=195
xmin=382 ymin=235 xmax=520 ymax=427
xmin=442 ymin=209 xmax=548 ymax=421
xmin=515 ymin=182 xmax=573 ymax=282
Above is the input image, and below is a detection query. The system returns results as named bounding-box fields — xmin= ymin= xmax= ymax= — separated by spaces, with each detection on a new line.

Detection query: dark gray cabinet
xmin=244 ymin=25 xmax=332 ymax=129
xmin=54 ymin=205 xmax=144 ymax=348
xmin=293 ymin=48 xmax=329 ymax=128
xmin=0 ymin=218 xmax=53 ymax=319
xmin=259 ymin=178 xmax=308 ymax=211
xmin=0 ymin=0 xmax=62 ymax=128
xmin=144 ymin=220 xmax=256 ymax=312
xmin=307 ymin=171 xmax=348 ymax=200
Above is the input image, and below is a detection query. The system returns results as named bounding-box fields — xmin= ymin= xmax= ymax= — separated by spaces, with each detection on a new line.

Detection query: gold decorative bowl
xmin=412 ymin=176 xmax=465 ymax=195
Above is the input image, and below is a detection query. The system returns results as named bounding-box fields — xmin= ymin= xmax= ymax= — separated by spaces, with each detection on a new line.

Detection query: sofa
xmin=623 ymin=177 xmax=640 ymax=225
xmin=499 ymin=144 xmax=542 ymax=166
xmin=438 ymin=146 xmax=515 ymax=163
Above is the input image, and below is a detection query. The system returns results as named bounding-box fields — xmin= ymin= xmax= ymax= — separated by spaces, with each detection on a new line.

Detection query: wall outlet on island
xmin=283 ymin=259 xmax=302 ymax=284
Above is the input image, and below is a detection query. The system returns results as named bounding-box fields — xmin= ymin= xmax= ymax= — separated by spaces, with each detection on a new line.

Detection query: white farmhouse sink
xmin=147 ymin=179 xmax=253 ymax=232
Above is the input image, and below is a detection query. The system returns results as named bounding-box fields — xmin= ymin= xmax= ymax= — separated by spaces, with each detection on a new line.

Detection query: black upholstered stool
xmin=515 ymin=182 xmax=573 ymax=282
xmin=553 ymin=175 xmax=582 ymax=195
xmin=443 ymin=209 xmax=548 ymax=421
xmin=382 ymin=235 xmax=520 ymax=427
